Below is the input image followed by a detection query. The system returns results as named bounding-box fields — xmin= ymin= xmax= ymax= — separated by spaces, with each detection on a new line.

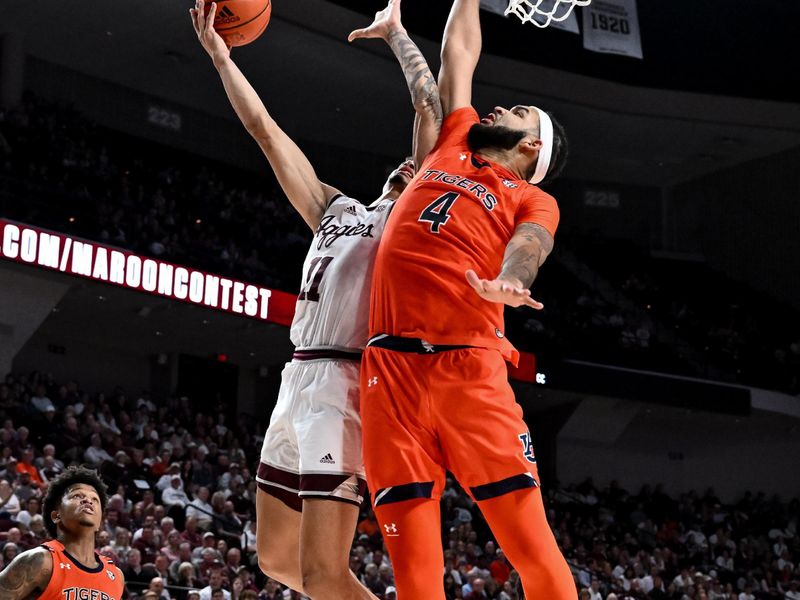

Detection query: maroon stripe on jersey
xmin=299 ymin=474 xmax=367 ymax=495
xmin=299 ymin=473 xmax=348 ymax=492
xmin=257 ymin=481 xmax=302 ymax=512
xmin=257 ymin=462 xmax=300 ymax=490
xmin=300 ymin=494 xmax=362 ymax=507
xmin=292 ymin=349 xmax=362 ymax=361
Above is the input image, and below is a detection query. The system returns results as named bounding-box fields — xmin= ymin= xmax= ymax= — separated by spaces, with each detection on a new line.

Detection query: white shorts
xmin=256 ymin=355 xmax=366 ymax=511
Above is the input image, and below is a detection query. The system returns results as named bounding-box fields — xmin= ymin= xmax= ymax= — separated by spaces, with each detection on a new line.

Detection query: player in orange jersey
xmin=361 ymin=0 xmax=575 ymax=598
xmin=0 ymin=466 xmax=124 ymax=600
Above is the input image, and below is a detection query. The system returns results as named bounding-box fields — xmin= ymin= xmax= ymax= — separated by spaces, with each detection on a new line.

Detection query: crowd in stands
xmin=1 ymin=92 xmax=798 ymax=394
xmin=0 ymin=93 xmax=309 ymax=292
xmin=1 ymin=369 xmax=799 ymax=599
xmin=565 ymin=235 xmax=800 ymax=394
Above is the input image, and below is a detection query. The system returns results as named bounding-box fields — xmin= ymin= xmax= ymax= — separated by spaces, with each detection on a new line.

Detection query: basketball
xmin=207 ymin=0 xmax=272 ymax=47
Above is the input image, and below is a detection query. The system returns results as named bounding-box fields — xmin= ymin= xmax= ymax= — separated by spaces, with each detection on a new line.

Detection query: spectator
xmin=465 ymin=577 xmax=488 ymax=599
xmin=163 ymin=475 xmax=191 ymax=511
xmin=15 ymin=448 xmax=44 ymax=488
xmin=12 ymin=472 xmax=37 ymax=504
xmin=187 ymin=487 xmax=214 ymax=530
xmin=214 ymin=500 xmax=242 ymax=546
xmin=362 ymin=563 xmax=386 ymax=596
xmin=175 ymin=561 xmax=202 ymax=598
xmin=30 ymin=385 xmax=55 ymax=414
xmin=240 ymin=520 xmax=257 ymax=557
xmin=14 ymin=496 xmax=41 ymax=528
xmin=153 ymin=553 xmax=172 ymax=582
xmin=134 ymin=524 xmax=160 ymax=565
xmin=84 ymin=433 xmax=113 ymax=466
xmin=199 ymin=568 xmax=231 ymax=600
xmin=224 ymin=548 xmax=242 ymax=583
xmin=122 ymin=548 xmax=158 ymax=591
xmin=156 ymin=462 xmax=184 ymax=491
xmin=0 ymin=479 xmax=21 ymax=516
xmin=111 ymin=528 xmax=132 ymax=563
xmin=489 ymin=548 xmax=511 ymax=585
xmin=148 ymin=576 xmax=171 ymax=600
xmin=182 ymin=516 xmax=204 ymax=548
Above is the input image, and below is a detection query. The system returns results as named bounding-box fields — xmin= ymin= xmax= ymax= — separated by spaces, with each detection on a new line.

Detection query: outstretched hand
xmin=466 ymin=270 xmax=544 ymax=310
xmin=348 ymin=0 xmax=405 ymax=43
xmin=189 ymin=0 xmax=231 ymax=64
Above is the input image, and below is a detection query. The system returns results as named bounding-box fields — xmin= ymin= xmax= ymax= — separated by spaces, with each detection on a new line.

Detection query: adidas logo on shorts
xmin=320 ymin=453 xmax=335 ymax=464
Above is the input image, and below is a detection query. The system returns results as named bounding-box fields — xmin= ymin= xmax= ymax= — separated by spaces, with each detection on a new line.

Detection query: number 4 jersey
xmin=291 ymin=194 xmax=394 ymax=352
xmin=369 ymin=107 xmax=560 ymax=364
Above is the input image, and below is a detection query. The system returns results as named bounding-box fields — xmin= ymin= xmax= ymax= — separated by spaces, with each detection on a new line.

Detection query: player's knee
xmin=257 ymin=540 xmax=290 ymax=581
xmin=300 ymin=564 xmax=348 ymax=598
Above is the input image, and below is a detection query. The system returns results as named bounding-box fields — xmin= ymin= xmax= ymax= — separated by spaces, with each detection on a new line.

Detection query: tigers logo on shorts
xmin=518 ymin=431 xmax=536 ymax=464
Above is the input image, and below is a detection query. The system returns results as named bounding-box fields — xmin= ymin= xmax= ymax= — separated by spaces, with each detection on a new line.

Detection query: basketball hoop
xmin=505 ymin=0 xmax=592 ymax=28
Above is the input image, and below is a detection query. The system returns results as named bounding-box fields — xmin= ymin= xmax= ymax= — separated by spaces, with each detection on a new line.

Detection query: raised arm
xmin=348 ymin=0 xmax=442 ymax=167
xmin=0 ymin=547 xmax=53 ymax=599
xmin=439 ymin=0 xmax=482 ymax=116
xmin=190 ymin=0 xmax=338 ymax=230
xmin=466 ymin=223 xmax=554 ymax=309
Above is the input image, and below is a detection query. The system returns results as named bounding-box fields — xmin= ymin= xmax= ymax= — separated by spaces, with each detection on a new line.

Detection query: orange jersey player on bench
xmin=0 ymin=467 xmax=124 ymax=600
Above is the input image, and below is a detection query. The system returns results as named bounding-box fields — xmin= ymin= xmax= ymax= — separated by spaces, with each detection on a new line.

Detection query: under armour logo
xmin=421 ymin=340 xmax=435 ymax=353
xmin=107 ymin=569 xmax=116 ymax=580
xmin=60 ymin=562 xmax=72 ymax=570
xmin=384 ymin=523 xmax=399 ymax=536
xmin=459 ymin=153 xmax=467 ymax=160
xmin=367 ymin=376 xmax=378 ymax=387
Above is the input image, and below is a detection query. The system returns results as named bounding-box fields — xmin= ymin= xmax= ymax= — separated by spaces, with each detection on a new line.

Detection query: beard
xmin=387 ymin=173 xmax=407 ymax=186
xmin=467 ymin=123 xmax=526 ymax=153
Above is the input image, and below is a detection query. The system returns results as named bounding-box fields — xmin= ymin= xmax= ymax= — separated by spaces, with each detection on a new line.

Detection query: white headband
xmin=530 ymin=107 xmax=554 ymax=185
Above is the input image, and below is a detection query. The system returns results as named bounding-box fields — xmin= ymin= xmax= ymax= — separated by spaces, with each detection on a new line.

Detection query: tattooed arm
xmin=349 ymin=0 xmax=443 ymax=167
xmin=0 ymin=547 xmax=53 ymax=600
xmin=385 ymin=26 xmax=443 ymax=166
xmin=465 ymin=223 xmax=554 ymax=309
xmin=499 ymin=222 xmax=554 ymax=288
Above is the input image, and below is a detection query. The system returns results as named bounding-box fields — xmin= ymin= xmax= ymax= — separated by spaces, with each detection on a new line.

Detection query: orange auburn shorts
xmin=361 ymin=343 xmax=540 ymax=507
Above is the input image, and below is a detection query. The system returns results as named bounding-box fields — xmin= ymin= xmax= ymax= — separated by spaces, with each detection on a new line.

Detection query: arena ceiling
xmin=5 ymin=0 xmax=800 ymax=187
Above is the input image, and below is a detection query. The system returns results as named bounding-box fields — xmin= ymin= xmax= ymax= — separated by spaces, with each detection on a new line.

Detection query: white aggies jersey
xmin=290 ymin=194 xmax=394 ymax=351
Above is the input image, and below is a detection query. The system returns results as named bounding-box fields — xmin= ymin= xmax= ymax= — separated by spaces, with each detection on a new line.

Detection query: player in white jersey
xmin=190 ymin=1 xmax=441 ymax=598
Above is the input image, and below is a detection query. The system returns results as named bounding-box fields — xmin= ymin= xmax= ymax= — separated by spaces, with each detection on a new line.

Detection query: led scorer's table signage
xmin=0 ymin=219 xmax=295 ymax=325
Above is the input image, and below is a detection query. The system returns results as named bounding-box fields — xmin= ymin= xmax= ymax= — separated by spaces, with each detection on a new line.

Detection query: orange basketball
xmin=207 ymin=0 xmax=272 ymax=47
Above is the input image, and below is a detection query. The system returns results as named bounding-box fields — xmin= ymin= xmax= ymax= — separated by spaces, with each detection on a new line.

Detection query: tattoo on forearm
xmin=387 ymin=29 xmax=443 ymax=126
xmin=0 ymin=549 xmax=48 ymax=598
xmin=500 ymin=223 xmax=554 ymax=288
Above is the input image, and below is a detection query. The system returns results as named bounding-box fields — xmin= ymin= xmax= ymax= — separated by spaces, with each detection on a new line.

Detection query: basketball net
xmin=505 ymin=0 xmax=592 ymax=28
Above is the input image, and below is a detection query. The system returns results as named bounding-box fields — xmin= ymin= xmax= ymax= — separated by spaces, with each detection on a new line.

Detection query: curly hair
xmin=43 ymin=466 xmax=109 ymax=537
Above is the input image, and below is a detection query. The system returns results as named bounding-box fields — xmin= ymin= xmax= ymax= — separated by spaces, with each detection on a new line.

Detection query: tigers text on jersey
xmin=40 ymin=540 xmax=124 ymax=600
xmin=291 ymin=195 xmax=394 ymax=351
xmin=369 ymin=107 xmax=560 ymax=364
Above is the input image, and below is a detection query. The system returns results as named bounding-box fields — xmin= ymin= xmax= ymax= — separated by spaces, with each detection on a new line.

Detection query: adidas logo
xmin=344 ymin=206 xmax=358 ymax=216
xmin=215 ymin=5 xmax=239 ymax=24
xmin=320 ymin=453 xmax=335 ymax=464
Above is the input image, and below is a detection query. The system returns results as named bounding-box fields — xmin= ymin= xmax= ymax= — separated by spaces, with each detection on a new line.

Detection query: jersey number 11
xmin=298 ymin=256 xmax=334 ymax=302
